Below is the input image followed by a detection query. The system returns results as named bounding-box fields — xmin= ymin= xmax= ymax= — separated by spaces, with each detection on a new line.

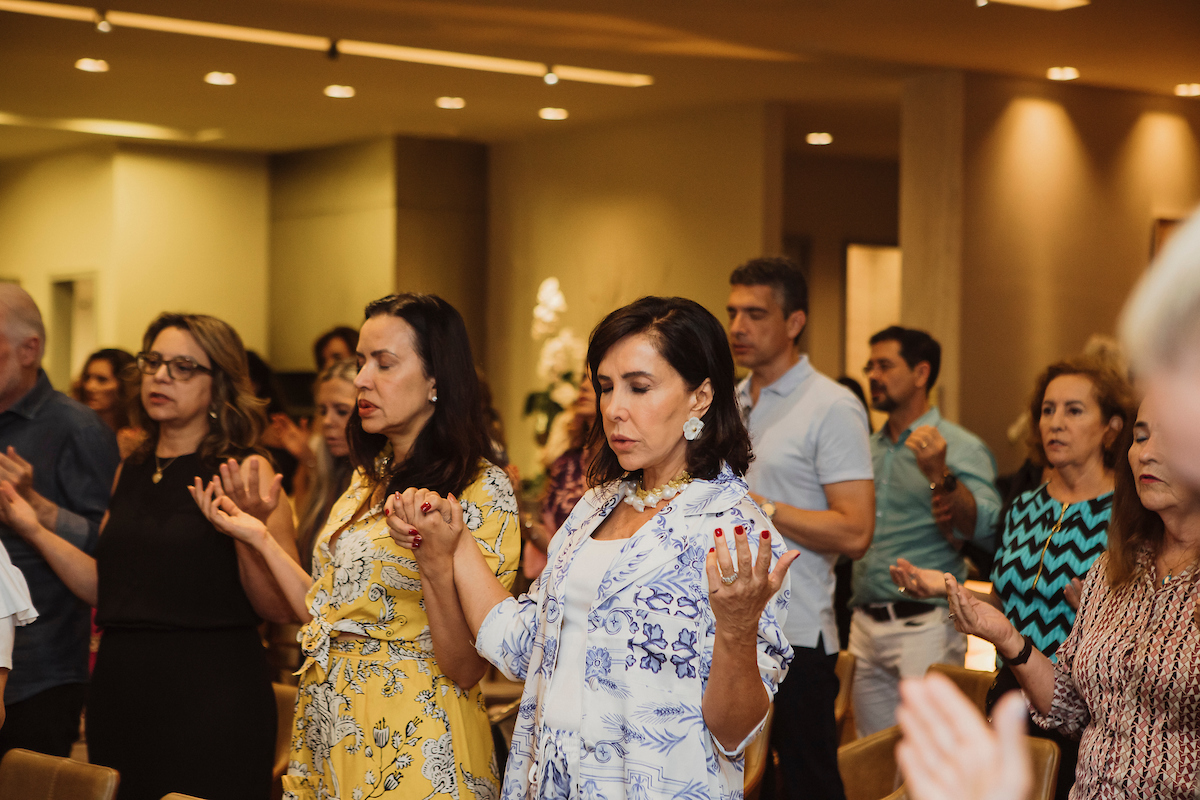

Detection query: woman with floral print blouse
xmin=193 ymin=294 xmax=519 ymax=800
xmin=946 ymin=396 xmax=1200 ymax=800
xmin=388 ymin=297 xmax=797 ymax=800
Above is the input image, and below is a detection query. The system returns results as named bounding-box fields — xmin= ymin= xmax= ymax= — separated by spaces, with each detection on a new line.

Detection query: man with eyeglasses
xmin=0 ymin=285 xmax=119 ymax=758
xmin=849 ymin=325 xmax=1000 ymax=736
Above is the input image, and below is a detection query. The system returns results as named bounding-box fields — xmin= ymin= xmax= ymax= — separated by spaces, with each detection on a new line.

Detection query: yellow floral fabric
xmin=283 ymin=463 xmax=519 ymax=800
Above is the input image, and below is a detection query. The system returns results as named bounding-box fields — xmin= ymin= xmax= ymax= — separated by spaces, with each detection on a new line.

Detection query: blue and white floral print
xmin=475 ymin=464 xmax=793 ymax=800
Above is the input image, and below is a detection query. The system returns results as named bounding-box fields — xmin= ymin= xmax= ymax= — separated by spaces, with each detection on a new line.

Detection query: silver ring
xmin=948 ymin=613 xmax=957 ymax=621
xmin=720 ymin=572 xmax=738 ymax=585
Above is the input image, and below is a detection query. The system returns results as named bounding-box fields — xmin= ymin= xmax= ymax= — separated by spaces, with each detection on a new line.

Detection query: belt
xmin=858 ymin=601 xmax=937 ymax=622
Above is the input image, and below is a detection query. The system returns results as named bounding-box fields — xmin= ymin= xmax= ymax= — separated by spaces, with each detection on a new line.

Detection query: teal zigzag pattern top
xmin=990 ymin=484 xmax=1112 ymax=660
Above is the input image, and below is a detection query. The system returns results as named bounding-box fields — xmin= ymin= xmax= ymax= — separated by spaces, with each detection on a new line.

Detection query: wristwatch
xmin=760 ymin=500 xmax=777 ymax=520
xmin=930 ymin=470 xmax=958 ymax=494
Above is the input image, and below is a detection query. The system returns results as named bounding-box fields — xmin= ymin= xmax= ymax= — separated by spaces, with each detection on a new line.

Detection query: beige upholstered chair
xmin=0 ymin=748 xmax=118 ymax=800
xmin=743 ymin=705 xmax=774 ymax=800
xmin=1027 ymin=736 xmax=1062 ymax=800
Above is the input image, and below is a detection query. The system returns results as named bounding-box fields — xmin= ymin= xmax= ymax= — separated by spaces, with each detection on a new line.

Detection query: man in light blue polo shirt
xmin=728 ymin=258 xmax=875 ymax=800
xmin=851 ymin=325 xmax=1001 ymax=735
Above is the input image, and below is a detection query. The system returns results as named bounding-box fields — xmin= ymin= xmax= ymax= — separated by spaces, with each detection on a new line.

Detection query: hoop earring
xmin=683 ymin=416 xmax=704 ymax=441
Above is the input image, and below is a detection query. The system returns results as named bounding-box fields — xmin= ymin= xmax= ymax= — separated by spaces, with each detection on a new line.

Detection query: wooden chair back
xmin=743 ymin=705 xmax=774 ymax=800
xmin=838 ymin=725 xmax=902 ymax=800
xmin=925 ymin=662 xmax=996 ymax=716
xmin=835 ymin=650 xmax=857 ymax=744
xmin=0 ymin=748 xmax=118 ymax=800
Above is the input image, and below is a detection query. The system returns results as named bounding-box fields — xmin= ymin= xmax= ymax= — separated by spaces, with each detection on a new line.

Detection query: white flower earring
xmin=683 ymin=416 xmax=704 ymax=441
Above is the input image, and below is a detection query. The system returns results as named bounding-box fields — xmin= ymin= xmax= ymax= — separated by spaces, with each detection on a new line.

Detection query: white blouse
xmin=0 ymin=541 xmax=37 ymax=670
xmin=541 ymin=536 xmax=626 ymax=731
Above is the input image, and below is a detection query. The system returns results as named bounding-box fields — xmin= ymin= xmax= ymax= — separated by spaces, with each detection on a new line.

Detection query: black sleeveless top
xmin=96 ymin=452 xmax=261 ymax=630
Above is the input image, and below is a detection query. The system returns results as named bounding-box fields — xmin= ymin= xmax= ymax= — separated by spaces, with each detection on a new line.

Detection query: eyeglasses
xmin=136 ymin=352 xmax=213 ymax=382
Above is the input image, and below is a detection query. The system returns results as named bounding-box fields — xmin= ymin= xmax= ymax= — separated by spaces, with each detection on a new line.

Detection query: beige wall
xmin=962 ymin=75 xmax=1200 ymax=471
xmin=269 ymin=139 xmax=397 ymax=372
xmin=783 ymin=152 xmax=899 ymax=379
xmin=111 ymin=145 xmax=270 ymax=354
xmin=0 ymin=144 xmax=270 ymax=385
xmin=487 ymin=103 xmax=782 ymax=474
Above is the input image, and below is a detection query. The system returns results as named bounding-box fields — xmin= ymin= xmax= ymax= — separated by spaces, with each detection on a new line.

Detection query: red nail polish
xmin=709 ymin=547 xmax=715 ymax=553
xmin=384 ymin=508 xmax=391 ymax=516
xmin=762 ymin=530 xmax=770 ymax=539
xmin=715 ymin=528 xmax=723 ymax=537
xmin=412 ymin=536 xmax=422 ymax=549
xmin=421 ymin=502 xmax=432 ymax=513
xmin=409 ymin=528 xmax=419 ymax=536
xmin=734 ymin=525 xmax=745 ymax=536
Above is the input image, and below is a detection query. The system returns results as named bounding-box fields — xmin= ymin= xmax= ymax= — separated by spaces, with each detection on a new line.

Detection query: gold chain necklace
xmin=1031 ymin=502 xmax=1071 ymax=591
xmin=152 ymin=454 xmax=179 ymax=484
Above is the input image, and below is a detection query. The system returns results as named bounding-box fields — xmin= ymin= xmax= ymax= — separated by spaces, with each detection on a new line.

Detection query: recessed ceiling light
xmin=95 ymin=17 xmax=111 ymax=32
xmin=204 ymin=71 xmax=237 ymax=86
xmin=539 ymin=107 xmax=568 ymax=121
xmin=435 ymin=96 xmax=466 ymax=109
xmin=324 ymin=84 xmax=355 ymax=98
xmin=544 ymin=72 xmax=559 ymax=85
xmin=75 ymin=57 xmax=109 ymax=72
xmin=976 ymin=0 xmax=988 ymax=5
xmin=1175 ymin=84 xmax=1200 ymax=97
xmin=805 ymin=132 xmax=833 ymax=146
xmin=1047 ymin=66 xmax=1080 ymax=81
xmin=983 ymin=0 xmax=1088 ymax=8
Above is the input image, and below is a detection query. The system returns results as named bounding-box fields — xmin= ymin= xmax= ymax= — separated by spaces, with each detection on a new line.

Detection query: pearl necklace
xmin=620 ymin=471 xmax=692 ymax=512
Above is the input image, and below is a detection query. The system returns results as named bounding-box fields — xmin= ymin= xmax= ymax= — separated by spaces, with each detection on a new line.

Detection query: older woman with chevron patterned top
xmin=943 ymin=396 xmax=1200 ymax=800
xmin=891 ymin=355 xmax=1134 ymax=800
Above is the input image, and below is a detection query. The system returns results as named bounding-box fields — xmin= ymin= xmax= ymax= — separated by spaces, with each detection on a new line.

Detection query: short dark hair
xmin=312 ymin=326 xmax=359 ymax=370
xmin=585 ymin=296 xmax=752 ymax=485
xmin=730 ymin=257 xmax=809 ymax=316
xmin=346 ymin=294 xmax=492 ymax=498
xmin=869 ymin=326 xmax=942 ymax=392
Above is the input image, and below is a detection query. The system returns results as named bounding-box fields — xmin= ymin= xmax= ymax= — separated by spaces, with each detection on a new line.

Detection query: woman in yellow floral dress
xmin=191 ymin=294 xmax=519 ymax=800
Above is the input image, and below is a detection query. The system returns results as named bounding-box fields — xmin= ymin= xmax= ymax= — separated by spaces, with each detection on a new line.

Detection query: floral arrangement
xmin=524 ymin=277 xmax=586 ymax=448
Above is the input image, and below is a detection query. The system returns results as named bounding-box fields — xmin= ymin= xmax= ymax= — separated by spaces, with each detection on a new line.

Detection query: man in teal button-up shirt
xmin=849 ymin=326 xmax=1000 ymax=735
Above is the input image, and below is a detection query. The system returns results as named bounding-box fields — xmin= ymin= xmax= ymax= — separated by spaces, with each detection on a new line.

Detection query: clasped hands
xmin=384 ymin=488 xmax=464 ymax=565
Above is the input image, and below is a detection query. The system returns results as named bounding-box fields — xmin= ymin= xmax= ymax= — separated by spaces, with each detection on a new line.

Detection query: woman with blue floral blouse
xmin=388 ymin=296 xmax=797 ymax=799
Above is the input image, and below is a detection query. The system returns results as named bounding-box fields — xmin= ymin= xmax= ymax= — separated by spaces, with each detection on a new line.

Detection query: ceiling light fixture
xmin=976 ymin=0 xmax=988 ymax=5
xmin=0 ymin=110 xmax=222 ymax=141
xmin=323 ymin=84 xmax=355 ymax=98
xmin=74 ymin=57 xmax=108 ymax=72
xmin=543 ymin=71 xmax=559 ymax=85
xmin=1047 ymin=66 xmax=1080 ymax=81
xmin=805 ymin=132 xmax=833 ymax=145
xmin=1175 ymin=84 xmax=1200 ymax=97
xmin=204 ymin=71 xmax=236 ymax=85
xmin=538 ymin=107 xmax=568 ymax=121
xmin=94 ymin=10 xmax=109 ymax=30
xmin=549 ymin=65 xmax=653 ymax=88
xmin=982 ymin=0 xmax=1088 ymax=8
xmin=0 ymin=0 xmax=654 ymax=87
xmin=435 ymin=96 xmax=465 ymax=109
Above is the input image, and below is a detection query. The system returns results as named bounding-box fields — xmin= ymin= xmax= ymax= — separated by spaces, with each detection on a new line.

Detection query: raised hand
xmin=216 ymin=457 xmax=283 ymax=523
xmin=0 ymin=480 xmax=43 ymax=539
xmin=188 ymin=476 xmax=269 ymax=546
xmin=1063 ymin=577 xmax=1083 ymax=611
xmin=706 ymin=525 xmax=798 ymax=638
xmin=890 ymin=557 xmax=949 ymax=599
xmin=0 ymin=448 xmax=35 ymax=500
xmin=896 ymin=672 xmax=1032 ymax=800
xmin=946 ymin=573 xmax=1020 ymax=649
xmin=905 ymin=425 xmax=948 ymax=483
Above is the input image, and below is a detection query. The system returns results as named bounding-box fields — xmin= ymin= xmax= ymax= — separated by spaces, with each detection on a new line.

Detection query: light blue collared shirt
xmin=739 ymin=356 xmax=873 ymax=654
xmin=851 ymin=407 xmax=1001 ymax=608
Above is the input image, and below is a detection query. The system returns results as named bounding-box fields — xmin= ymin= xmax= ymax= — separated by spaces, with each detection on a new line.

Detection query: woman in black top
xmin=0 ymin=313 xmax=299 ymax=800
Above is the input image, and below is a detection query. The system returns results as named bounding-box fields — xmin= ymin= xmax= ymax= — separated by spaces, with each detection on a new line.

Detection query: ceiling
xmin=0 ymin=0 xmax=1197 ymax=160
